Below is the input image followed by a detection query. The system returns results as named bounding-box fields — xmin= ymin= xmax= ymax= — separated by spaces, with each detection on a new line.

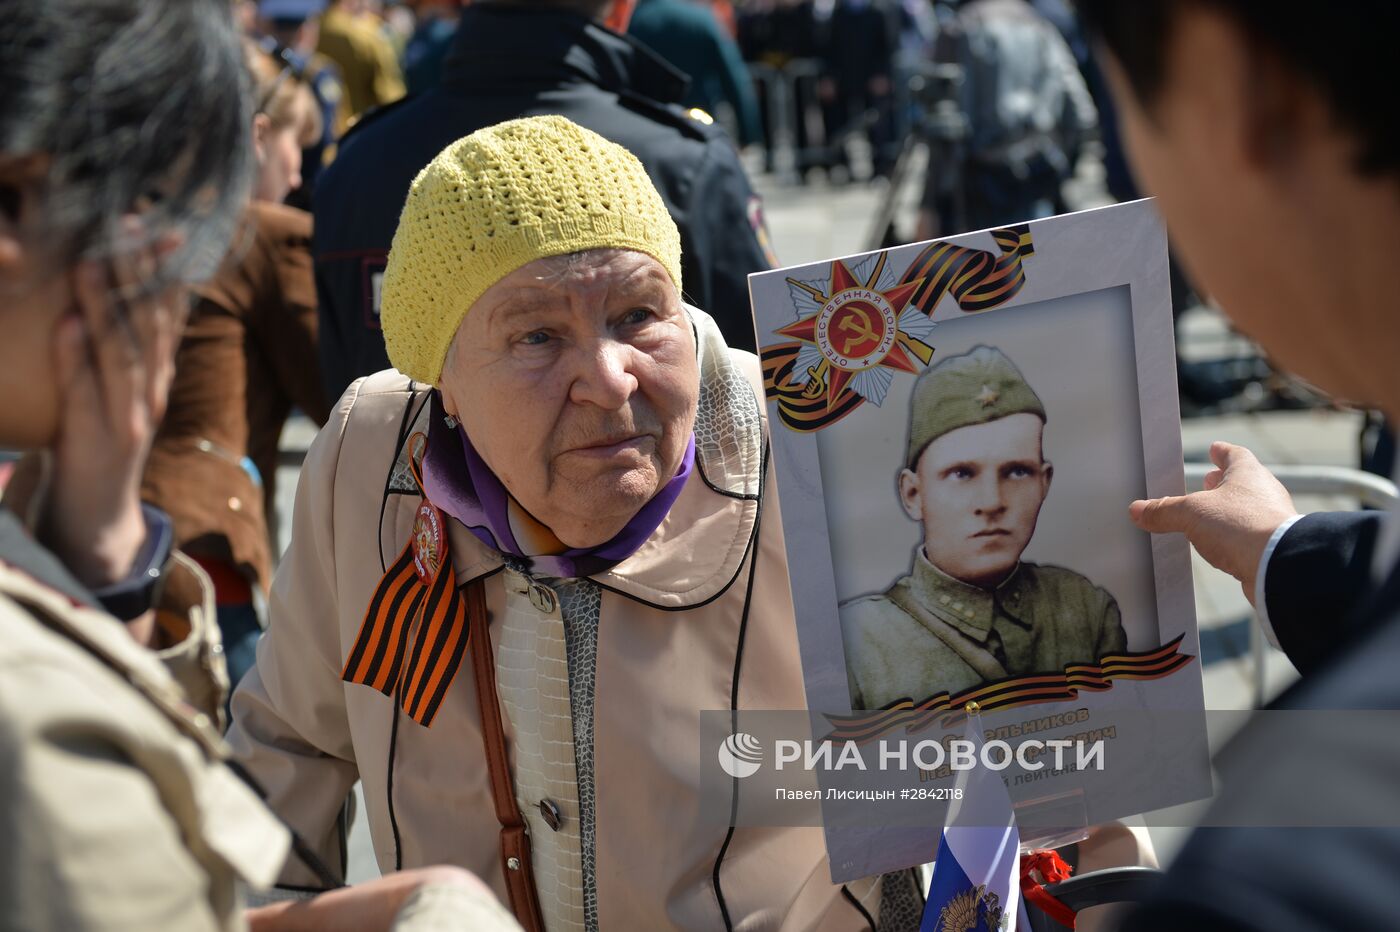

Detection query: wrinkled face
xmin=900 ymin=413 xmax=1052 ymax=588
xmin=439 ymin=249 xmax=698 ymax=549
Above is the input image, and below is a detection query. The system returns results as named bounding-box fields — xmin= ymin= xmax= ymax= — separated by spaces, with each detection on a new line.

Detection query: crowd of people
xmin=237 ymin=0 xmax=1103 ymax=246
xmin=0 ymin=0 xmax=1397 ymax=929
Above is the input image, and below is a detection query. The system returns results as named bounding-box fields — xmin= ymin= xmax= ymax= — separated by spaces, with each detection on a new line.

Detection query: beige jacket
xmin=228 ymin=309 xmax=899 ymax=930
xmin=0 ymin=548 xmax=289 ymax=931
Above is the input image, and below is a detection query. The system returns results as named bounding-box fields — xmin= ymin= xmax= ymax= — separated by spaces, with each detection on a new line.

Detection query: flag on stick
xmin=921 ymin=707 xmax=1028 ymax=932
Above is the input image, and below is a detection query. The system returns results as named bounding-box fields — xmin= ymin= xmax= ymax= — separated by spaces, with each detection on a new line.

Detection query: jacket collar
xmin=0 ymin=545 xmax=288 ymax=887
xmin=904 ymin=550 xmax=1029 ymax=643
xmin=439 ymin=5 xmax=689 ymax=103
xmin=393 ymin=306 xmax=764 ymax=610
xmin=0 ymin=507 xmax=96 ymax=608
xmin=0 ymin=524 xmax=228 ymax=759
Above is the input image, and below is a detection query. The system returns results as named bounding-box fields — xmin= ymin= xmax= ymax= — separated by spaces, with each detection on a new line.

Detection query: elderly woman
xmin=0 ymin=1 xmax=508 ymax=928
xmin=229 ymin=115 xmax=1152 ymax=930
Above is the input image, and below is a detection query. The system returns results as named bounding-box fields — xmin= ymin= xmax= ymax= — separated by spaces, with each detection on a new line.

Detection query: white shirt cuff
xmin=1253 ymin=514 xmax=1305 ymax=650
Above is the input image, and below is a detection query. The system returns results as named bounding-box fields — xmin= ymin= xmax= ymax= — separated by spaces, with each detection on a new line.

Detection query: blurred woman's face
xmin=0 ymin=162 xmax=68 ymax=448
xmin=252 ymin=118 xmax=303 ymax=204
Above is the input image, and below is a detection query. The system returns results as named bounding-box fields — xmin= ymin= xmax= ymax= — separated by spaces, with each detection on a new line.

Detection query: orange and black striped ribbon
xmin=762 ymin=224 xmax=1036 ymax=432
xmin=760 ymin=341 xmax=867 ymax=432
xmin=341 ymin=436 xmax=470 ymax=727
xmin=824 ymin=635 xmax=1195 ymax=744
xmin=902 ymin=223 xmax=1035 ymax=317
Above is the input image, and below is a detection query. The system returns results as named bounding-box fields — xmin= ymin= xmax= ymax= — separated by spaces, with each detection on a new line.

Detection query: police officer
xmin=313 ymin=0 xmax=777 ymax=400
xmin=841 ymin=346 xmax=1126 ymax=710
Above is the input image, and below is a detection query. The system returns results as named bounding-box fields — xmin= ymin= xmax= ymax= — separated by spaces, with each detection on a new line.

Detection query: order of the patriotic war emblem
xmin=775 ymin=255 xmax=931 ymax=409
xmin=760 ymin=226 xmax=1036 ymax=433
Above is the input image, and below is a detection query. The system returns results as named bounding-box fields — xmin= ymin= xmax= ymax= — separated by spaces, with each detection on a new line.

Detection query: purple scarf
xmin=420 ymin=392 xmax=695 ymax=579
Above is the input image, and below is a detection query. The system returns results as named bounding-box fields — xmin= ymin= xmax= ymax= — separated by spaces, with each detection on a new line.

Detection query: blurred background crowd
xmin=234 ymin=0 xmax=1343 ymax=412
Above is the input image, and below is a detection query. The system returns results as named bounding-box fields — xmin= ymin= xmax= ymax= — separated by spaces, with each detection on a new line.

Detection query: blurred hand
xmin=39 ymin=217 xmax=186 ymax=590
xmin=1129 ymin=441 xmax=1298 ymax=605
xmin=247 ymin=866 xmax=505 ymax=932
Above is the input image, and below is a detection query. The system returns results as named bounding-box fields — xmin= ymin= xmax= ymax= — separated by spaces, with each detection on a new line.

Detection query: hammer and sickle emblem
xmin=837 ymin=307 xmax=880 ymax=356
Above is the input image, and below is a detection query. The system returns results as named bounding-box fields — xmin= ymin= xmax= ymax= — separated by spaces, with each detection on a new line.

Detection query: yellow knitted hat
xmin=380 ymin=115 xmax=683 ymax=384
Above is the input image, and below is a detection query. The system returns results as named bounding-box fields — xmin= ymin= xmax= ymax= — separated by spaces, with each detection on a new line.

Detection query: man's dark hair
xmin=1076 ymin=0 xmax=1400 ymax=177
xmin=0 ymin=0 xmax=252 ymax=285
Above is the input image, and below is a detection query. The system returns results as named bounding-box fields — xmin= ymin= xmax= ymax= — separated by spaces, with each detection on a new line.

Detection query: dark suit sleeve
xmin=682 ymin=137 xmax=774 ymax=353
xmin=1263 ymin=511 xmax=1383 ymax=675
xmin=1118 ymin=690 xmax=1400 ymax=931
xmin=1118 ymin=827 xmax=1400 ymax=932
xmin=311 ymin=167 xmax=392 ymax=404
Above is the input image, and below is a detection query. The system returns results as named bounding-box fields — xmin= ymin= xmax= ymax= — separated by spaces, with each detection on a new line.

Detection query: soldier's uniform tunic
xmin=841 ymin=550 xmax=1125 ymax=710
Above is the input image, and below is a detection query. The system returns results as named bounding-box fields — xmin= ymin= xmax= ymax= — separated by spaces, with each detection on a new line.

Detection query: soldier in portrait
xmin=841 ymin=345 xmax=1127 ymax=709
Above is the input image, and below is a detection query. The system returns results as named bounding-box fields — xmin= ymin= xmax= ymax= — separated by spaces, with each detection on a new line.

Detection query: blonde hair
xmin=244 ymin=41 xmax=322 ymax=148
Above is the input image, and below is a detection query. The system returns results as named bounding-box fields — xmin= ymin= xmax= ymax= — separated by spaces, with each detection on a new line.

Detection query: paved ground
xmin=275 ymin=169 xmax=1375 ymax=883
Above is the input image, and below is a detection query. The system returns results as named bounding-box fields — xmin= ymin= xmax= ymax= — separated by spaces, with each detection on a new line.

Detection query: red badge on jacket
xmin=412 ymin=501 xmax=444 ymax=584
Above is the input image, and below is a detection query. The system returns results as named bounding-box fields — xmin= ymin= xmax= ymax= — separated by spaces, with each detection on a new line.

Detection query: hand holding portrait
xmin=1129 ymin=441 xmax=1297 ymax=605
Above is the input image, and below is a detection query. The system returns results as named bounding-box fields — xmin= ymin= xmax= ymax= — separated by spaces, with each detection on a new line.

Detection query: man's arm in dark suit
xmin=1262 ymin=510 xmax=1384 ymax=675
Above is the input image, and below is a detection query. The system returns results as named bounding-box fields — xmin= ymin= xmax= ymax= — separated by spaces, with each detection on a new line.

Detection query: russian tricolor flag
xmin=921 ymin=715 xmax=1030 ymax=932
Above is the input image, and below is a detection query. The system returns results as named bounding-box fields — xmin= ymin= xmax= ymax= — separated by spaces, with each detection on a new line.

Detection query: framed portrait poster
xmin=749 ymin=200 xmax=1212 ymax=881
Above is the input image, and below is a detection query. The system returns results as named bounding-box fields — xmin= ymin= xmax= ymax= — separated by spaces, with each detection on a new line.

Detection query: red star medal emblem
xmin=775 ymin=257 xmax=929 ymax=408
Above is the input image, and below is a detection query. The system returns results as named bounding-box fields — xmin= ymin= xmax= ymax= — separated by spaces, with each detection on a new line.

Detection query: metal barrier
xmin=748 ymin=59 xmax=829 ymax=184
xmin=1184 ymin=462 xmax=1398 ymax=510
xmin=747 ymin=55 xmax=950 ymax=188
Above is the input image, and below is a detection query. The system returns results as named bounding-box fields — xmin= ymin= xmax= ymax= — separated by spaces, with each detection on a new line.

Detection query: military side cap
xmin=906 ymin=345 xmax=1046 ymax=467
